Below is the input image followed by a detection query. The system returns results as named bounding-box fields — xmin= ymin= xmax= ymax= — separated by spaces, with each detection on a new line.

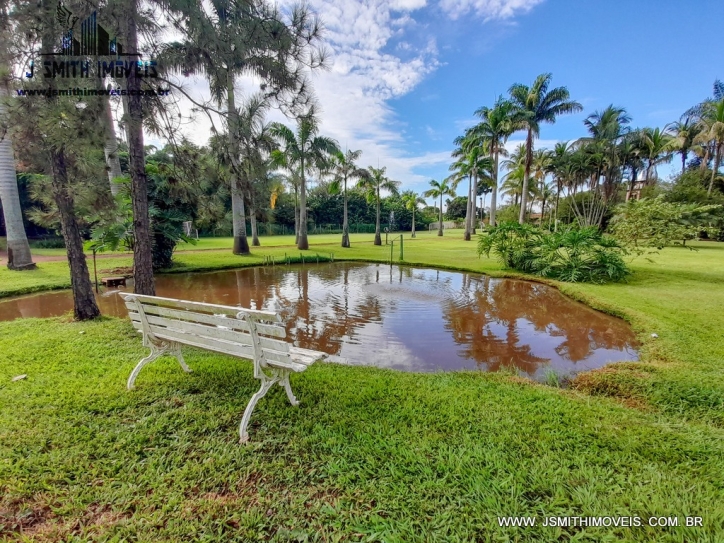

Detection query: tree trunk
xmin=490 ymin=149 xmax=499 ymax=227
xmin=471 ymin=172 xmax=477 ymax=234
xmin=341 ymin=175 xmax=350 ymax=247
xmin=411 ymin=208 xmax=416 ymax=238
xmin=0 ymin=84 xmax=35 ymax=270
xmin=231 ymin=178 xmax=249 ymax=254
xmin=102 ymin=94 xmax=123 ymax=197
xmin=124 ymin=7 xmax=154 ymax=294
xmin=699 ymin=144 xmax=711 ymax=171
xmin=39 ymin=3 xmax=97 ymax=318
xmin=374 ymin=185 xmax=382 ymax=245
xmin=249 ymin=190 xmax=260 ymax=246
xmin=51 ymin=150 xmax=100 ymax=320
xmin=298 ymin=157 xmax=309 ymax=250
xmin=227 ymin=75 xmax=249 ymax=255
xmin=681 ymin=151 xmax=687 ymax=175
xmin=464 ymin=175 xmax=471 ymax=241
xmin=709 ymin=143 xmax=722 ymax=196
xmin=438 ymin=195 xmax=443 ymax=236
xmin=294 ymin=187 xmax=299 ymax=244
xmin=518 ymin=128 xmax=533 ymax=224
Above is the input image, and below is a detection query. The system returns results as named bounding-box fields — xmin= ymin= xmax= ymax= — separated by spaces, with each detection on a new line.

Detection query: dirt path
xmin=0 ymin=250 xmax=123 ymax=264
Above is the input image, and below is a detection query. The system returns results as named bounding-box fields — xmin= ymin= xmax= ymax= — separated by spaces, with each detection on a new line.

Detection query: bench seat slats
xmin=124 ymin=302 xmax=286 ymax=338
xmin=128 ymin=313 xmax=289 ymax=352
xmin=127 ymin=293 xmax=281 ymax=321
xmin=135 ymin=324 xmax=308 ymax=372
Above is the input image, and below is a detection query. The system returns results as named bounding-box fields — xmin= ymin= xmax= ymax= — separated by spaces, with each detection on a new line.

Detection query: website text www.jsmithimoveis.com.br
xmin=16 ymin=87 xmax=170 ymax=97
xmin=497 ymin=515 xmax=704 ymax=528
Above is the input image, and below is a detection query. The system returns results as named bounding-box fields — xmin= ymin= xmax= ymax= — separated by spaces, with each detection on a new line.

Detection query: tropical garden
xmin=1 ymin=0 xmax=724 ymax=540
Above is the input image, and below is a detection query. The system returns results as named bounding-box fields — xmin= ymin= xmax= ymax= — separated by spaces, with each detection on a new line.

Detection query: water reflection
xmin=0 ymin=263 xmax=638 ymax=379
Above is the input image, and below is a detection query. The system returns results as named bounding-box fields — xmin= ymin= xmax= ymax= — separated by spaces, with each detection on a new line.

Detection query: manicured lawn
xmin=1 ymin=233 xmax=723 ymax=541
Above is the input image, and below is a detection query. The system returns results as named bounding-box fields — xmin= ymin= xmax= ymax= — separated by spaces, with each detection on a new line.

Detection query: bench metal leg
xmin=280 ymin=374 xmax=300 ymax=407
xmin=239 ymin=374 xmax=281 ymax=443
xmin=127 ymin=342 xmax=167 ymax=390
xmin=171 ymin=343 xmax=193 ymax=373
xmin=127 ymin=341 xmax=191 ymax=390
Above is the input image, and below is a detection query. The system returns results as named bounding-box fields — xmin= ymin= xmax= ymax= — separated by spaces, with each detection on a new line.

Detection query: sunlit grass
xmin=1 ymin=233 xmax=724 ymax=540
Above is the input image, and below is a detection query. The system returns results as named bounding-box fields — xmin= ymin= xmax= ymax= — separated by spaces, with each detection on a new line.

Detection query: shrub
xmin=608 ymin=196 xmax=722 ymax=250
xmin=477 ymin=222 xmax=630 ymax=283
xmin=29 ymin=237 xmax=66 ymax=249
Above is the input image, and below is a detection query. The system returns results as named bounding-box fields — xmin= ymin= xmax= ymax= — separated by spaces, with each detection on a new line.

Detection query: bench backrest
xmin=122 ymin=294 xmax=291 ymax=378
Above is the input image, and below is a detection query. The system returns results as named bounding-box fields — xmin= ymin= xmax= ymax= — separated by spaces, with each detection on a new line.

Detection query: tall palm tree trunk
xmin=464 ymin=174 xmax=471 ymax=241
xmin=489 ymin=149 xmax=499 ymax=227
xmin=124 ymin=6 xmax=154 ymax=294
xmin=0 ymin=85 xmax=34 ymax=270
xmin=231 ymin=178 xmax=248 ymax=253
xmin=298 ymin=157 xmax=309 ymax=250
xmin=248 ymin=190 xmax=260 ymax=246
xmin=411 ymin=208 xmax=416 ymax=238
xmin=102 ymin=96 xmax=123 ymax=197
xmin=374 ymin=186 xmax=382 ymax=245
xmin=437 ymin=194 xmax=443 ymax=236
xmin=518 ymin=129 xmax=533 ymax=224
xmin=227 ymin=76 xmax=249 ymax=255
xmin=468 ymin=174 xmax=478 ymax=235
xmin=341 ymin=176 xmax=350 ymax=247
xmin=294 ymin=186 xmax=299 ymax=244
xmin=709 ymin=143 xmax=722 ymax=196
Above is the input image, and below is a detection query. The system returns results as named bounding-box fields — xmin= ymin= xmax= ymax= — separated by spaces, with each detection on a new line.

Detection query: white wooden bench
xmin=121 ymin=293 xmax=334 ymax=443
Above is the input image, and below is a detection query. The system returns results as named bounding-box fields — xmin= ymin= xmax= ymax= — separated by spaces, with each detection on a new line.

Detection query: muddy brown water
xmin=0 ymin=263 xmax=639 ymax=380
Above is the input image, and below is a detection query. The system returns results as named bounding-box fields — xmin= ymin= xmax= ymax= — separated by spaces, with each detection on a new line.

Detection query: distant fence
xmin=199 ymin=223 xmax=379 ymax=237
xmin=428 ymin=221 xmax=462 ymax=231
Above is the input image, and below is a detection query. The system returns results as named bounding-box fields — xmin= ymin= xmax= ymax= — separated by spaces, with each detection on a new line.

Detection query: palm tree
xmin=329 ymin=149 xmax=368 ymax=248
xmin=695 ymin=98 xmax=724 ymax=195
xmin=0 ymin=75 xmax=35 ymax=270
xmin=162 ymin=0 xmax=326 ymax=255
xmin=508 ymin=73 xmax=582 ymax=223
xmin=668 ymin=116 xmax=701 ymax=174
xmin=640 ymin=127 xmax=674 ymax=184
xmin=236 ymin=96 xmax=276 ymax=247
xmin=472 ymin=97 xmax=517 ymax=226
xmin=618 ymin=131 xmax=645 ymax=197
xmin=532 ymin=149 xmax=553 ymax=204
xmin=359 ymin=166 xmax=400 ymax=245
xmin=450 ymin=133 xmax=480 ymax=241
xmin=270 ymin=109 xmax=339 ymax=250
xmin=401 ymin=190 xmax=425 ymax=238
xmin=424 ymin=179 xmax=455 ymax=236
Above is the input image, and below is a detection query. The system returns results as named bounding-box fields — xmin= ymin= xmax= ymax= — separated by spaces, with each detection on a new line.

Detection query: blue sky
xmin=180 ymin=0 xmax=723 ymax=204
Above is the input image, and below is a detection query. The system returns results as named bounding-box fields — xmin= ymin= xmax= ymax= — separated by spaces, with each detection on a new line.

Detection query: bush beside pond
xmin=477 ymin=222 xmax=630 ymax=283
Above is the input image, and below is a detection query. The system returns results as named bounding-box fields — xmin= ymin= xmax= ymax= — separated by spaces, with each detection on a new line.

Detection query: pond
xmin=0 ymin=263 xmax=639 ymax=380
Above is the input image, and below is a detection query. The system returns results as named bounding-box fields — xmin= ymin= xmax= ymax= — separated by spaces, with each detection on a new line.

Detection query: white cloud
xmin=166 ymin=0 xmax=542 ymax=192
xmin=439 ymin=0 xmax=545 ymax=21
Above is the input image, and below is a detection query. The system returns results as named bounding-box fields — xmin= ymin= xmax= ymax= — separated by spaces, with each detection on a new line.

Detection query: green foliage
xmin=494 ymin=204 xmax=522 ymax=224
xmin=29 ymin=237 xmax=66 ymax=249
xmin=445 ymin=196 xmax=469 ymax=220
xmin=477 ymin=222 xmax=630 ymax=283
xmin=609 ymin=196 xmax=722 ymax=250
xmin=665 ymin=169 xmax=724 ymax=205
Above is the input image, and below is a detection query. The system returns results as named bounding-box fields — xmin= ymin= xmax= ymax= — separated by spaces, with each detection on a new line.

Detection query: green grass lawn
xmin=1 ymin=233 xmax=723 ymax=541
